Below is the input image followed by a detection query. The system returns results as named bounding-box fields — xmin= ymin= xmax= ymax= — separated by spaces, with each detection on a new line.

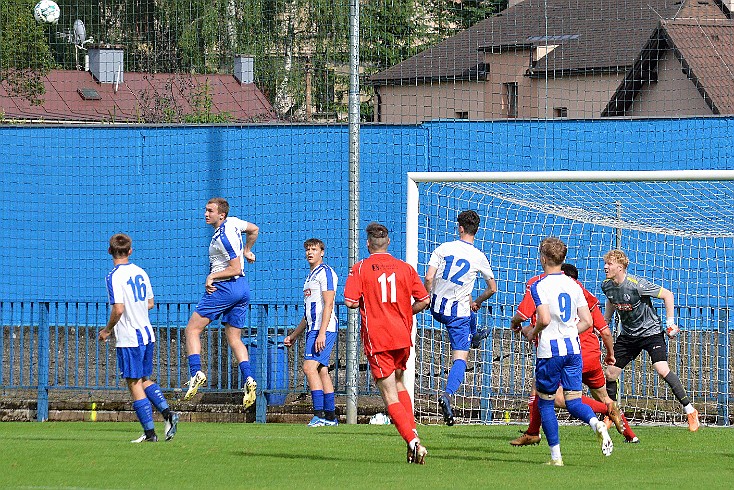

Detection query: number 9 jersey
xmin=428 ymin=240 xmax=495 ymax=318
xmin=529 ymin=272 xmax=587 ymax=359
xmin=106 ymin=263 xmax=155 ymax=347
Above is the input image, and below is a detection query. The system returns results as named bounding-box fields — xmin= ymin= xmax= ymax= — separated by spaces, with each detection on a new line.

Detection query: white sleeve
xmin=110 ymin=273 xmax=125 ymax=305
xmin=229 ymin=216 xmax=250 ymax=232
xmin=143 ymin=270 xmax=154 ymax=300
xmin=427 ymin=245 xmax=444 ymax=269
xmin=478 ymin=253 xmax=495 ymax=281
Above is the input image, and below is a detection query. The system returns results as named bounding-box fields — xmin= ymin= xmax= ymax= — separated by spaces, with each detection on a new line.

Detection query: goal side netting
xmin=407 ymin=171 xmax=734 ymax=427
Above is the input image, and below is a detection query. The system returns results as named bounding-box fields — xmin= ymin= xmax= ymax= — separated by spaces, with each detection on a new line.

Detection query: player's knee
xmin=563 ymin=389 xmax=582 ymax=401
xmin=537 ymin=390 xmax=555 ymax=401
xmin=605 ymin=366 xmax=621 ymax=381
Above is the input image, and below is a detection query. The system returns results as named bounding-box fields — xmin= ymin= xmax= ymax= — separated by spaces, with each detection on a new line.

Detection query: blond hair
xmin=603 ymin=249 xmax=629 ymax=269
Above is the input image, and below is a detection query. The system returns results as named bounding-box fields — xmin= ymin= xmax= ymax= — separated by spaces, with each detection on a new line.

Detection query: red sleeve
xmin=343 ymin=263 xmax=362 ymax=303
xmin=410 ymin=265 xmax=429 ymax=302
xmin=516 ymin=275 xmax=542 ymax=320
xmin=516 ymin=288 xmax=536 ymax=320
xmin=591 ymin=306 xmax=609 ymax=333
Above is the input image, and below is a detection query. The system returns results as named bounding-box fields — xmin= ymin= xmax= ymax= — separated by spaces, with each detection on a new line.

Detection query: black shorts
xmin=614 ymin=332 xmax=668 ymax=369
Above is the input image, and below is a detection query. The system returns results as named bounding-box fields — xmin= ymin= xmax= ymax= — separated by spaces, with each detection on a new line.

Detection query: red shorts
xmin=367 ymin=347 xmax=410 ymax=380
xmin=582 ymin=360 xmax=606 ymax=389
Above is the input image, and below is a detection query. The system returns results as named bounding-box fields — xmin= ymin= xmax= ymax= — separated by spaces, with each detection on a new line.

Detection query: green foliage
xmin=0 ymin=0 xmax=55 ymax=105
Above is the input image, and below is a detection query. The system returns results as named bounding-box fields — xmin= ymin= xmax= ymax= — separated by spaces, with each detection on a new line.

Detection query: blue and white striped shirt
xmin=209 ymin=216 xmax=249 ymax=281
xmin=303 ymin=263 xmax=338 ymax=333
xmin=530 ymin=272 xmax=586 ymax=359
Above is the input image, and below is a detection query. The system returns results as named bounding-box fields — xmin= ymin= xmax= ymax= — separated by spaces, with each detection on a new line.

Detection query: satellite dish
xmin=73 ymin=19 xmax=86 ymax=46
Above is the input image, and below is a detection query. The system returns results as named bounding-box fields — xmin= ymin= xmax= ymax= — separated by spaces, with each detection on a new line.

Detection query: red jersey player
xmin=509 ymin=263 xmax=638 ymax=445
xmin=344 ymin=222 xmax=430 ymax=464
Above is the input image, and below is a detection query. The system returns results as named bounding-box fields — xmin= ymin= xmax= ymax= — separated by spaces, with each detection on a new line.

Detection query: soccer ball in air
xmin=369 ymin=412 xmax=391 ymax=425
xmin=33 ymin=0 xmax=61 ymax=24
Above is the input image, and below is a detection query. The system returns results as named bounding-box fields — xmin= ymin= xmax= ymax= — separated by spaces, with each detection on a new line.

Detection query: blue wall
xmin=2 ymin=118 xmax=733 ymax=306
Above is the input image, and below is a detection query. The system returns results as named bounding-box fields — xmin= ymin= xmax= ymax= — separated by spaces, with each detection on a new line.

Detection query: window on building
xmin=455 ymin=111 xmax=469 ymax=119
xmin=503 ymin=82 xmax=518 ymax=118
xmin=554 ymin=107 xmax=568 ymax=118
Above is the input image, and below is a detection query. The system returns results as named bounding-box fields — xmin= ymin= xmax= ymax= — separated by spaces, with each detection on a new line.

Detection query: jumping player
xmin=183 ymin=198 xmax=259 ymax=408
xmin=423 ymin=210 xmax=497 ymax=426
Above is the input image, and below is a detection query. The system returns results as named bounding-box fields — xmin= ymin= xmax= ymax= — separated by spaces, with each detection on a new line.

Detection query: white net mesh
xmin=413 ymin=175 xmax=734 ymax=426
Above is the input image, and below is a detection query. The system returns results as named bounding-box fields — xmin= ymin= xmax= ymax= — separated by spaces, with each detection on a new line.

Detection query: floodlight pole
xmin=346 ymin=0 xmax=360 ymax=425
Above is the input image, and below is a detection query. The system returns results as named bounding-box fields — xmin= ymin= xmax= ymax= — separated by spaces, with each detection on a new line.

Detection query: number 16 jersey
xmin=428 ymin=240 xmax=495 ymax=318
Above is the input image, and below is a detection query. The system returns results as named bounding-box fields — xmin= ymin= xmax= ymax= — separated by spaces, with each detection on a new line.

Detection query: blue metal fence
xmin=0 ymin=301 xmax=375 ymax=423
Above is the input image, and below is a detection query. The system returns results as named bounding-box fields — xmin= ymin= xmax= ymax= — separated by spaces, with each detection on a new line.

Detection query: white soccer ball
xmin=369 ymin=412 xmax=391 ymax=425
xmin=34 ymin=0 xmax=61 ymax=24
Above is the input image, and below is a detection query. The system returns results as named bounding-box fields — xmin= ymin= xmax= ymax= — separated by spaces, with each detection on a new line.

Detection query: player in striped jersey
xmin=602 ymin=249 xmax=700 ymax=431
xmin=284 ymin=238 xmax=339 ymax=426
xmin=510 ymin=263 xmax=638 ymax=446
xmin=98 ymin=233 xmax=178 ymax=443
xmin=517 ymin=237 xmax=613 ymax=465
xmin=183 ymin=198 xmax=260 ymax=408
xmin=423 ymin=210 xmax=497 ymax=426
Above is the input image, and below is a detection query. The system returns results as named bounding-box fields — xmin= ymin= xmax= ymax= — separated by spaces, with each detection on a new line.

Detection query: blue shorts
xmin=117 ymin=342 xmax=154 ymax=380
xmin=304 ymin=330 xmax=337 ymax=366
xmin=431 ymin=310 xmax=476 ymax=351
xmin=535 ymin=354 xmax=583 ymax=395
xmin=195 ymin=276 xmax=250 ymax=328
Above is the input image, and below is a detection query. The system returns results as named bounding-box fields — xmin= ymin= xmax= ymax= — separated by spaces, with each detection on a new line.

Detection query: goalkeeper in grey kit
xmin=601 ymin=249 xmax=700 ymax=431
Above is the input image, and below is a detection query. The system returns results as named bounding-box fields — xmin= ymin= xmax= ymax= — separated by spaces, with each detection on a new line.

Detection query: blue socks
xmin=323 ymin=392 xmax=335 ymax=413
xmin=132 ymin=398 xmax=155 ymax=431
xmin=566 ymin=397 xmax=595 ymax=424
xmin=538 ymin=397 xmax=559 ymax=446
xmin=445 ymin=359 xmax=467 ymax=395
xmin=239 ymin=360 xmax=252 ymax=385
xmin=144 ymin=383 xmax=169 ymax=413
xmin=188 ymin=354 xmax=202 ymax=378
xmin=311 ymin=390 xmax=324 ymax=411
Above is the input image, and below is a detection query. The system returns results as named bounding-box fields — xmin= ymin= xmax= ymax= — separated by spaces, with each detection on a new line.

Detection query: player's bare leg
xmin=225 ymin=324 xmax=257 ymax=408
xmin=183 ymin=312 xmax=210 ymax=400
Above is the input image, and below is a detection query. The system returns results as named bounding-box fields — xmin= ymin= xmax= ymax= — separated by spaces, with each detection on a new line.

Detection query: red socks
xmin=582 ymin=395 xmax=609 ymax=414
xmin=387 ymin=402 xmax=417 ymax=444
xmin=527 ymin=395 xmax=541 ymax=435
xmin=397 ymin=390 xmax=416 ymax=431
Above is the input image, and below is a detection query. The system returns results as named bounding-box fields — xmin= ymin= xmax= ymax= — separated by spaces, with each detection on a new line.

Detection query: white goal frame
xmin=404 ymin=169 xmax=734 ymax=418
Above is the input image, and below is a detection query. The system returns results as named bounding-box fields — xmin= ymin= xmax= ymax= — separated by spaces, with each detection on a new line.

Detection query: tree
xmin=0 ymin=0 xmax=55 ymax=105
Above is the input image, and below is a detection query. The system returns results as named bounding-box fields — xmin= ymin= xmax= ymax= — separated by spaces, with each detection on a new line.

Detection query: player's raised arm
xmin=243 ymin=222 xmax=259 ymax=263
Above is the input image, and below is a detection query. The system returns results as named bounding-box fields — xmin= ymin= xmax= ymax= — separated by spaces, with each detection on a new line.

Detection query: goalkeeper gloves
xmin=665 ymin=317 xmax=679 ymax=338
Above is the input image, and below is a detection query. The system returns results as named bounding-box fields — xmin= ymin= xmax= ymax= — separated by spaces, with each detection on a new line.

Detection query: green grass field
xmin=1 ymin=422 xmax=733 ymax=489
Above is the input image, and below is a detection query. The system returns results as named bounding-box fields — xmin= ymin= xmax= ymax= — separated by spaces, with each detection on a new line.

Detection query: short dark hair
xmin=457 ymin=210 xmax=480 ymax=235
xmin=539 ymin=237 xmax=567 ymax=266
xmin=108 ymin=233 xmax=132 ymax=258
xmin=303 ymin=238 xmax=324 ymax=250
xmin=561 ymin=263 xmax=578 ymax=280
xmin=366 ymin=222 xmax=389 ymax=249
xmin=208 ymin=197 xmax=229 ymax=217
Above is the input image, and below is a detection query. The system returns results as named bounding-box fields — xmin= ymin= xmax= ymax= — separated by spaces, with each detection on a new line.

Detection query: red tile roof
xmin=0 ymin=70 xmax=276 ymax=123
xmin=662 ymin=19 xmax=734 ymax=114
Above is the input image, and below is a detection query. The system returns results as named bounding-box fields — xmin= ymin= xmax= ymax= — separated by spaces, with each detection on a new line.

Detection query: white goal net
xmin=407 ymin=171 xmax=734 ymax=427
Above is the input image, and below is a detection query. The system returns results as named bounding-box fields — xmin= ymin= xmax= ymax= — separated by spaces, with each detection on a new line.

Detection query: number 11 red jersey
xmin=344 ymin=252 xmax=429 ymax=356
